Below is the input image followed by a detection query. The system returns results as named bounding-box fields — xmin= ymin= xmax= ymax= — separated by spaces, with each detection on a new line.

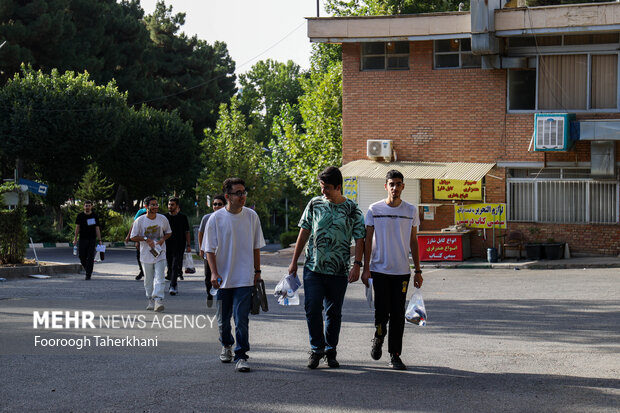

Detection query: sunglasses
xmin=213 ymin=202 xmax=224 ymax=207
xmin=228 ymin=190 xmax=248 ymax=197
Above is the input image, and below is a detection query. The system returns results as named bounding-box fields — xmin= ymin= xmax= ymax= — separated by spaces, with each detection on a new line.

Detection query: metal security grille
xmin=507 ymin=177 xmax=618 ymax=224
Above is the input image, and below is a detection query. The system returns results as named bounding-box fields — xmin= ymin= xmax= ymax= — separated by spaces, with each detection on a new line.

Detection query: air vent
xmin=367 ymin=140 xmax=393 ymax=160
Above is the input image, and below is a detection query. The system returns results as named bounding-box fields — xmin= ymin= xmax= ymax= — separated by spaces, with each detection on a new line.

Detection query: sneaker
xmin=307 ymin=351 xmax=324 ymax=369
xmin=169 ymin=286 xmax=177 ymax=296
xmin=389 ymin=354 xmax=407 ymax=370
xmin=146 ymin=299 xmax=155 ymax=311
xmin=206 ymin=295 xmax=213 ymax=308
xmin=165 ymin=275 xmax=171 ymax=281
xmin=154 ymin=299 xmax=164 ymax=312
xmin=371 ymin=337 xmax=384 ymax=360
xmin=85 ymin=274 xmax=91 ymax=280
xmin=235 ymin=359 xmax=250 ymax=372
xmin=324 ymin=349 xmax=340 ymax=368
xmin=220 ymin=346 xmax=233 ymax=363
xmin=135 ymin=273 xmax=143 ymax=280
xmin=179 ymin=274 xmax=184 ymax=281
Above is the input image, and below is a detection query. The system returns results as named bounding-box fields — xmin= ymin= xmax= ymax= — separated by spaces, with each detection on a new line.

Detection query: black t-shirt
xmin=164 ymin=212 xmax=189 ymax=250
xmin=76 ymin=212 xmax=100 ymax=240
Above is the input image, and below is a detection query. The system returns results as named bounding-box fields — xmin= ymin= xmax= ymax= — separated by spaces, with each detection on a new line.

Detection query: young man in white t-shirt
xmin=205 ymin=178 xmax=265 ymax=373
xmin=130 ymin=197 xmax=172 ymax=312
xmin=361 ymin=170 xmax=423 ymax=370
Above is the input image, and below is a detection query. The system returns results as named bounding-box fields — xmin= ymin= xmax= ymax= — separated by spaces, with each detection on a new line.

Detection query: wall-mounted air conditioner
xmin=534 ymin=113 xmax=576 ymax=151
xmin=367 ymin=139 xmax=393 ymax=160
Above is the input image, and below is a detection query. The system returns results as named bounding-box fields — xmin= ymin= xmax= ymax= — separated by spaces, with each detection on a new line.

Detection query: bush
xmin=279 ymin=230 xmax=299 ymax=249
xmin=104 ymin=212 xmax=132 ymax=242
xmin=26 ymin=214 xmax=68 ymax=243
xmin=0 ymin=183 xmax=27 ymax=264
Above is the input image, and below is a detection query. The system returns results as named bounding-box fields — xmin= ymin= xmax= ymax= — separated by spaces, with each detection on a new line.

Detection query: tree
xmin=325 ymin=0 xmax=467 ymax=15
xmin=74 ymin=164 xmax=114 ymax=203
xmin=238 ymin=59 xmax=304 ymax=146
xmin=272 ymin=64 xmax=343 ymax=195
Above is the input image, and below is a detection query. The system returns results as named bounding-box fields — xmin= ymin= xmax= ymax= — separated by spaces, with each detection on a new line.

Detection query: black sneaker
xmin=389 ymin=354 xmax=407 ymax=370
xmin=371 ymin=337 xmax=384 ymax=360
xmin=207 ymin=295 xmax=213 ymax=308
xmin=179 ymin=274 xmax=184 ymax=281
xmin=135 ymin=273 xmax=143 ymax=280
xmin=324 ymin=349 xmax=340 ymax=368
xmin=165 ymin=275 xmax=171 ymax=281
xmin=307 ymin=351 xmax=324 ymax=369
xmin=85 ymin=274 xmax=91 ymax=280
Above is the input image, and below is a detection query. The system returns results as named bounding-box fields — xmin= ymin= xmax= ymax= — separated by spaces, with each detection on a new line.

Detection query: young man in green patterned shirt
xmin=289 ymin=166 xmax=366 ymax=369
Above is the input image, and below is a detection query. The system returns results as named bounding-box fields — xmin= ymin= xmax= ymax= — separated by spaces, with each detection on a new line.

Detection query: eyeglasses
xmin=212 ymin=203 xmax=224 ymax=207
xmin=228 ymin=191 xmax=247 ymax=197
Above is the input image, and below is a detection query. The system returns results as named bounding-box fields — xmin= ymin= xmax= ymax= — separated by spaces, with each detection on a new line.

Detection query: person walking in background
xmin=205 ymin=178 xmax=265 ymax=372
xmin=130 ymin=197 xmax=172 ymax=312
xmin=361 ymin=169 xmax=423 ymax=371
xmin=288 ymin=166 xmax=366 ymax=369
xmin=164 ymin=197 xmax=191 ymax=296
xmin=198 ymin=194 xmax=226 ymax=307
xmin=73 ymin=200 xmax=103 ymax=280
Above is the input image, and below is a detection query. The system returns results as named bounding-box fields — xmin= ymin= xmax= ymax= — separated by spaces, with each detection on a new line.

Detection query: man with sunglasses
xmin=198 ymin=194 xmax=226 ymax=307
xmin=204 ymin=178 xmax=265 ymax=373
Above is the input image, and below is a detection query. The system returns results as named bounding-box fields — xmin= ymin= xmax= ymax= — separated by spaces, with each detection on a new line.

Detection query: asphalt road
xmin=1 ymin=248 xmax=619 ymax=412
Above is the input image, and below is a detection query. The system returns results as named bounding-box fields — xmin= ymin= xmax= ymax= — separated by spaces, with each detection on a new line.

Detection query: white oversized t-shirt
xmin=130 ymin=213 xmax=172 ymax=264
xmin=366 ymin=200 xmax=420 ymax=275
xmin=204 ymin=207 xmax=265 ymax=288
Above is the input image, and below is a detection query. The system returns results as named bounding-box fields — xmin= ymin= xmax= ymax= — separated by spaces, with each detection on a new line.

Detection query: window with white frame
xmin=434 ymin=38 xmax=481 ymax=69
xmin=361 ymin=42 xmax=409 ymax=70
xmin=507 ymin=168 xmax=619 ymax=224
xmin=506 ymin=34 xmax=620 ymax=112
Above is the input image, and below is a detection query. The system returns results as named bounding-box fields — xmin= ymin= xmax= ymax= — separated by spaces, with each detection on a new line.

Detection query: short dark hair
xmin=213 ymin=194 xmax=226 ymax=205
xmin=386 ymin=170 xmax=404 ymax=182
xmin=145 ymin=196 xmax=157 ymax=206
xmin=223 ymin=177 xmax=245 ymax=194
xmin=143 ymin=197 xmax=150 ymax=206
xmin=168 ymin=196 xmax=180 ymax=206
xmin=83 ymin=200 xmax=93 ymax=205
xmin=318 ymin=166 xmax=343 ymax=192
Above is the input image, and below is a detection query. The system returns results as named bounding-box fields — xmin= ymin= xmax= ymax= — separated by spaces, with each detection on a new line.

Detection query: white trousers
xmin=143 ymin=259 xmax=167 ymax=300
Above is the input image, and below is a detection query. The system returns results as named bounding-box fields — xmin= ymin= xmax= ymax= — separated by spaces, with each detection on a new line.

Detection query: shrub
xmin=279 ymin=230 xmax=299 ymax=249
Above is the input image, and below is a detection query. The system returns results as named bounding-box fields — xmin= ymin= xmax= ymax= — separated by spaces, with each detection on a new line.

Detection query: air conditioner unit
xmin=367 ymin=139 xmax=393 ymax=160
xmin=534 ymin=113 xmax=576 ymax=151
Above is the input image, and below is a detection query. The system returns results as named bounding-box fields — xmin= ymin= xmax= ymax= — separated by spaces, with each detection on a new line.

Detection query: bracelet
xmin=254 ymin=269 xmax=261 ymax=274
xmin=414 ymin=269 xmax=422 ymax=274
xmin=353 ymin=260 xmax=363 ymax=267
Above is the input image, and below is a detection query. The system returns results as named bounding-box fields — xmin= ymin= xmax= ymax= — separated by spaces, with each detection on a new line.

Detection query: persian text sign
xmin=343 ymin=177 xmax=358 ymax=203
xmin=418 ymin=235 xmax=463 ymax=261
xmin=434 ymin=179 xmax=482 ymax=200
xmin=455 ymin=203 xmax=506 ymax=229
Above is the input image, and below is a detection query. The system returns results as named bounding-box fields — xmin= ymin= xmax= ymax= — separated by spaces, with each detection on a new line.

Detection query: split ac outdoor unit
xmin=534 ymin=113 xmax=576 ymax=151
xmin=367 ymin=139 xmax=393 ymax=159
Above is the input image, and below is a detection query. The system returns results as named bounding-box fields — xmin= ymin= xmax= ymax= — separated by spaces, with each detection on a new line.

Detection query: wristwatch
xmin=143 ymin=236 xmax=148 ymax=241
xmin=353 ymin=260 xmax=363 ymax=267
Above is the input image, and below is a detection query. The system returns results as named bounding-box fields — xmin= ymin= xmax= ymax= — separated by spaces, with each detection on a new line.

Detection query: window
xmin=434 ymin=38 xmax=481 ymax=69
xmin=361 ymin=42 xmax=409 ymax=70
xmin=507 ymin=169 xmax=619 ymax=224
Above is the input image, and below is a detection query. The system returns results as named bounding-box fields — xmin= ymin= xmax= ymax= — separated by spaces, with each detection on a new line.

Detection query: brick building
xmin=307 ymin=1 xmax=620 ymax=257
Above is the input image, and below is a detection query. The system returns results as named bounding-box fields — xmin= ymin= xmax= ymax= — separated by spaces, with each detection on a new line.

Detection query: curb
xmin=0 ymin=263 xmax=82 ymax=279
xmin=28 ymin=242 xmax=130 ymax=249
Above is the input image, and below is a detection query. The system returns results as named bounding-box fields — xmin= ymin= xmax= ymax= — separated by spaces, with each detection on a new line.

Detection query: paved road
xmin=1 ymin=249 xmax=619 ymax=412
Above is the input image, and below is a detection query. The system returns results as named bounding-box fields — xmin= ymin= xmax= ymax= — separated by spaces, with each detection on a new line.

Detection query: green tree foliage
xmin=310 ymin=43 xmax=343 ymax=73
xmin=325 ymin=0 xmax=467 ymax=15
xmin=238 ymin=59 xmax=304 ymax=146
xmin=0 ymin=182 xmax=27 ymax=264
xmin=198 ymin=97 xmax=268 ymax=215
xmin=272 ymin=64 xmax=343 ymax=195
xmin=74 ymin=164 xmax=114 ymax=203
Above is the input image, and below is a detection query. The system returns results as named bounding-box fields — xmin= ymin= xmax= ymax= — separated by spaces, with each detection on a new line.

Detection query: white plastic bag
xmin=405 ymin=288 xmax=427 ymax=326
xmin=94 ymin=251 xmax=101 ymax=262
xmin=183 ymin=252 xmax=196 ymax=274
xmin=274 ymin=273 xmax=302 ymax=306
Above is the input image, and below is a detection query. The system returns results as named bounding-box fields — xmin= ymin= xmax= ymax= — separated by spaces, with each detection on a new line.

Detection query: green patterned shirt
xmin=299 ymin=196 xmax=366 ymax=276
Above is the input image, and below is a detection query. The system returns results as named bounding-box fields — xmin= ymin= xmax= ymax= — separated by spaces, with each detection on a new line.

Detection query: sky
xmin=140 ymin=0 xmax=328 ymax=73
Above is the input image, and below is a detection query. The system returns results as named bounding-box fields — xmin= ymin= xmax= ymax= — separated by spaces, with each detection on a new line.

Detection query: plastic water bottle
xmin=210 ymin=277 xmax=222 ymax=297
xmin=73 ymin=245 xmax=78 ymax=256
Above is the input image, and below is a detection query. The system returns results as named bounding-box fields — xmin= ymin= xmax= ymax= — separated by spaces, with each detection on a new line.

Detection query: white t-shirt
xmin=204 ymin=207 xmax=265 ymax=288
xmin=130 ymin=213 xmax=172 ymax=264
xmin=365 ymin=200 xmax=420 ymax=275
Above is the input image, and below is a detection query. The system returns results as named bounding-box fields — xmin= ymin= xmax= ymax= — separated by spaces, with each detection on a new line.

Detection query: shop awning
xmin=340 ymin=160 xmax=496 ymax=182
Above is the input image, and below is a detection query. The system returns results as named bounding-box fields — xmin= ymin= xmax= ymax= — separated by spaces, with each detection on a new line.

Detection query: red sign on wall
xmin=418 ymin=235 xmax=463 ymax=261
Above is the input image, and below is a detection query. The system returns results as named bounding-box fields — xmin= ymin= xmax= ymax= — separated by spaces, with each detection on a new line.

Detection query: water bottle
xmin=73 ymin=245 xmax=78 ymax=256
xmin=210 ymin=277 xmax=222 ymax=297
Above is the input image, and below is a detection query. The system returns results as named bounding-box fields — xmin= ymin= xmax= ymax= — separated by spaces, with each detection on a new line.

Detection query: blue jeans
xmin=216 ymin=286 xmax=252 ymax=361
xmin=303 ymin=267 xmax=348 ymax=353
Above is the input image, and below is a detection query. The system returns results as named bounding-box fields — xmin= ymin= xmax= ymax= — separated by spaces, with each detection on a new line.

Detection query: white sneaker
xmin=235 ymin=359 xmax=250 ymax=372
xmin=220 ymin=345 xmax=233 ymax=363
xmin=154 ymin=299 xmax=164 ymax=312
xmin=146 ymin=299 xmax=154 ymax=311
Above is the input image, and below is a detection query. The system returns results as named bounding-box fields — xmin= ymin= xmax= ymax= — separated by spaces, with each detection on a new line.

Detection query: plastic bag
xmin=183 ymin=252 xmax=196 ymax=274
xmin=274 ymin=273 xmax=302 ymax=306
xmin=94 ymin=251 xmax=101 ymax=262
xmin=405 ymin=288 xmax=427 ymax=326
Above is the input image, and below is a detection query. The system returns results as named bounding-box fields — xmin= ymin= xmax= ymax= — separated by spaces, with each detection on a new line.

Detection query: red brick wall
xmin=342 ymin=41 xmax=620 ymax=256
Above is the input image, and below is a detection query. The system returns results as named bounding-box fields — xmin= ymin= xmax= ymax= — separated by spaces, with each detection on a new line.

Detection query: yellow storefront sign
xmin=434 ymin=179 xmax=482 ymax=201
xmin=455 ymin=203 xmax=506 ymax=229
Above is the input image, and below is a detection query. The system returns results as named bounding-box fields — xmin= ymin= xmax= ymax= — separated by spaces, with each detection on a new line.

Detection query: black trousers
xmin=166 ymin=248 xmax=185 ymax=288
xmin=78 ymin=238 xmax=97 ymax=277
xmin=204 ymin=259 xmax=213 ymax=296
xmin=372 ymin=272 xmax=411 ymax=356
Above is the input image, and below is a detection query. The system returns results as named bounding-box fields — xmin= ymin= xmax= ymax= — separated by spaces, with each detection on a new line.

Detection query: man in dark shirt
xmin=164 ymin=197 xmax=191 ymax=295
xmin=73 ymin=200 xmax=103 ymax=280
